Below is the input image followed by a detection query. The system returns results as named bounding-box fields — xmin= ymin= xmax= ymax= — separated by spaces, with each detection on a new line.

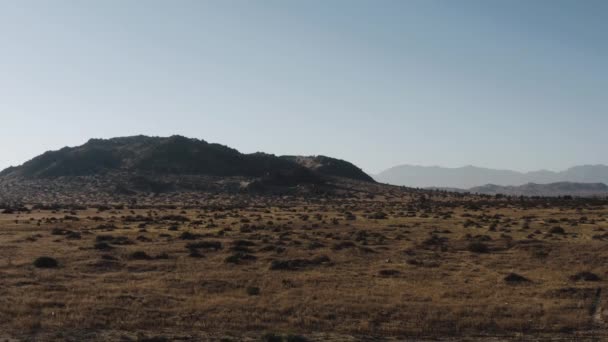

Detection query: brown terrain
xmin=1 ymin=137 xmax=607 ymax=341
xmin=1 ymin=183 xmax=608 ymax=341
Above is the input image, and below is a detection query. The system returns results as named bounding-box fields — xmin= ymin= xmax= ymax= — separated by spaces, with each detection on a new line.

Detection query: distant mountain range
xmin=467 ymin=182 xmax=608 ymax=197
xmin=375 ymin=164 xmax=608 ymax=189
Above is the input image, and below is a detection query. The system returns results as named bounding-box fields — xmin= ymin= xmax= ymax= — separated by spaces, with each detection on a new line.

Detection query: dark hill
xmin=0 ymin=136 xmax=374 ymax=188
xmin=4 ymin=135 xmax=302 ymax=178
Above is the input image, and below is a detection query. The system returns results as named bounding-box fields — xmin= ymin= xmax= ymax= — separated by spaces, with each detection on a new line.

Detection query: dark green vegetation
xmin=0 ymin=136 xmax=374 ymax=201
xmin=0 ymin=135 xmax=372 ymax=182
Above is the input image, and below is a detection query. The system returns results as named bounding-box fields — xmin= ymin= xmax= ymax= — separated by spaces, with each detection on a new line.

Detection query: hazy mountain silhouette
xmin=468 ymin=182 xmax=608 ymax=197
xmin=375 ymin=164 xmax=608 ymax=189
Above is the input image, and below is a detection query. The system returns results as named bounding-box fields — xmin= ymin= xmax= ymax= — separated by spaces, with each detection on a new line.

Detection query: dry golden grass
xmin=1 ymin=193 xmax=608 ymax=341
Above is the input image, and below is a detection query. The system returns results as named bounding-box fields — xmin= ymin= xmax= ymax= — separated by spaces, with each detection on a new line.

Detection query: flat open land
xmin=1 ymin=191 xmax=608 ymax=341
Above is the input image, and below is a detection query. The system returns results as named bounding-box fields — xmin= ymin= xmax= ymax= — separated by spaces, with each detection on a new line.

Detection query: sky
xmin=0 ymin=0 xmax=606 ymax=174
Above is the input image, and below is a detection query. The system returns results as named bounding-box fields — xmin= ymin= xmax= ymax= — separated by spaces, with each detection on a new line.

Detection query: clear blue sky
xmin=1 ymin=0 xmax=606 ymax=174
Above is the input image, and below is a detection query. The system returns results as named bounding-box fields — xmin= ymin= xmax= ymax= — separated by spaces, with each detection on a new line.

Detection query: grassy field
xmin=1 ymin=192 xmax=607 ymax=341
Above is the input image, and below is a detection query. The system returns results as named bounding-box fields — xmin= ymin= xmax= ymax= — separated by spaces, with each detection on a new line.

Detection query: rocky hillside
xmin=281 ymin=155 xmax=374 ymax=182
xmin=1 ymin=136 xmax=374 ymax=181
xmin=0 ymin=136 xmax=375 ymax=201
xmin=1 ymin=136 xmax=292 ymax=178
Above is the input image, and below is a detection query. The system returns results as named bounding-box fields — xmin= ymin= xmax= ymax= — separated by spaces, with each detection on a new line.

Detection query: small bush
xmin=155 ymin=253 xmax=170 ymax=259
xmin=130 ymin=251 xmax=152 ymax=260
xmin=368 ymin=212 xmax=388 ymax=220
xmin=379 ymin=269 xmax=400 ymax=277
xmin=504 ymin=273 xmax=531 ymax=284
xmin=225 ymin=252 xmax=257 ymax=264
xmin=94 ymin=242 xmax=113 ymax=250
xmin=286 ymin=335 xmax=309 ymax=342
xmin=246 ymin=286 xmax=260 ymax=296
xmin=270 ymin=256 xmax=331 ymax=271
xmin=467 ymin=241 xmax=489 ymax=253
xmin=186 ymin=241 xmax=222 ymax=251
xmin=188 ymin=249 xmax=204 ymax=258
xmin=549 ymin=226 xmax=566 ymax=235
xmin=570 ymin=271 xmax=601 ymax=282
xmin=260 ymin=334 xmax=307 ymax=342
xmin=179 ymin=231 xmax=200 ymax=240
xmin=34 ymin=257 xmax=58 ymax=268
xmin=262 ymin=333 xmax=283 ymax=342
xmin=331 ymin=241 xmax=356 ymax=251
xmin=51 ymin=228 xmax=69 ymax=235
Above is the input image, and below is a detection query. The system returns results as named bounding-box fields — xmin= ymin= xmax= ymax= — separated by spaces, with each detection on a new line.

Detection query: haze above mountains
xmin=375 ymin=164 xmax=608 ymax=189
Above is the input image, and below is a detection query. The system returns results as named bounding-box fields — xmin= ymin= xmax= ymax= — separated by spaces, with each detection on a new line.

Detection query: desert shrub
xmin=262 ymin=333 xmax=283 ymax=342
xmin=467 ymin=241 xmax=489 ymax=253
xmin=504 ymin=273 xmax=531 ymax=284
xmin=549 ymin=226 xmax=566 ymax=235
xmin=231 ymin=240 xmax=256 ymax=253
xmin=188 ymin=249 xmax=203 ymax=258
xmin=270 ymin=256 xmax=331 ymax=271
xmin=155 ymin=253 xmax=170 ymax=259
xmin=225 ymin=252 xmax=257 ymax=264
xmin=179 ymin=231 xmax=200 ymax=240
xmin=368 ymin=212 xmax=388 ymax=219
xmin=138 ymin=337 xmax=169 ymax=342
xmin=259 ymin=245 xmax=286 ymax=253
xmin=160 ymin=215 xmax=190 ymax=222
xmin=94 ymin=242 xmax=113 ymax=250
xmin=186 ymin=241 xmax=222 ymax=251
xmin=51 ymin=228 xmax=81 ymax=239
xmin=246 ymin=286 xmax=260 ymax=296
xmin=307 ymin=241 xmax=324 ymax=250
xmin=570 ymin=271 xmax=601 ymax=282
xmin=66 ymin=231 xmax=82 ymax=239
xmin=130 ymin=251 xmax=152 ymax=260
xmin=379 ymin=269 xmax=400 ymax=277
xmin=34 ymin=257 xmax=58 ymax=268
xmin=96 ymin=235 xmax=133 ymax=245
xmin=232 ymin=239 xmax=256 ymax=247
xmin=261 ymin=334 xmax=307 ymax=342
xmin=230 ymin=245 xmax=253 ymax=253
xmin=51 ymin=228 xmax=69 ymax=235
xmin=331 ymin=241 xmax=356 ymax=250
xmin=136 ymin=235 xmax=152 ymax=242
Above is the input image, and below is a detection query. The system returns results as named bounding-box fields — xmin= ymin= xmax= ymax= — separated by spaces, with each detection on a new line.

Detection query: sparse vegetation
xmin=570 ymin=271 xmax=601 ymax=282
xmin=467 ymin=241 xmax=490 ymax=253
xmin=0 ymin=173 xmax=607 ymax=340
xmin=504 ymin=273 xmax=531 ymax=284
xmin=33 ymin=256 xmax=58 ymax=268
